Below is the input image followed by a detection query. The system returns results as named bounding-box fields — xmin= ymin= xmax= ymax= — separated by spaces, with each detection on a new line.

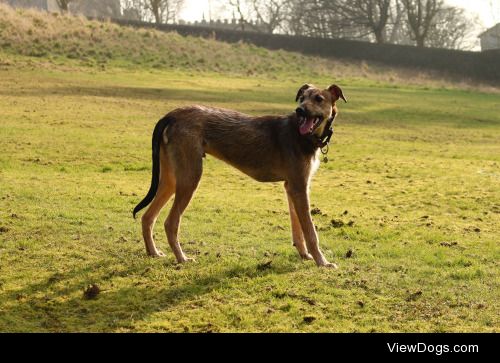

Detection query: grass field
xmin=1 ymin=61 xmax=498 ymax=332
xmin=0 ymin=6 xmax=499 ymax=333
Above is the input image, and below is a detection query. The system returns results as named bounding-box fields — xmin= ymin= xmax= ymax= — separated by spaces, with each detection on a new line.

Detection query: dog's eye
xmin=315 ymin=95 xmax=324 ymax=103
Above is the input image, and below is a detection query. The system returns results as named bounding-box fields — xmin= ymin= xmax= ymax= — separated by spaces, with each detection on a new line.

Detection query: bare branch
xmin=143 ymin=0 xmax=184 ymax=24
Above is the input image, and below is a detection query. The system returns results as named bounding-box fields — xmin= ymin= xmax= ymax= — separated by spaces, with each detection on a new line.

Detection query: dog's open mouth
xmin=299 ymin=116 xmax=323 ymax=136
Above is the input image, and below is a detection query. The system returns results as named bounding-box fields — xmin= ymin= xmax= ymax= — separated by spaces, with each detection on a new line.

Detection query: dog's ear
xmin=295 ymin=84 xmax=312 ymax=102
xmin=328 ymin=84 xmax=347 ymax=103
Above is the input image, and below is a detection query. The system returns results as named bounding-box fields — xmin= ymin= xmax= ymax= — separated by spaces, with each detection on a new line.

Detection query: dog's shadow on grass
xmin=4 ymin=256 xmax=299 ymax=331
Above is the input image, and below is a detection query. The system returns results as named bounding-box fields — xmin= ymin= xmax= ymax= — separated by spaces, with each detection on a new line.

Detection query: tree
xmin=284 ymin=0 xmax=317 ymax=37
xmin=227 ymin=0 xmax=290 ymax=33
xmin=56 ymin=0 xmax=73 ymax=12
xmin=249 ymin=0 xmax=291 ymax=33
xmin=70 ymin=0 xmax=122 ymax=18
xmin=399 ymin=0 xmax=477 ymax=49
xmin=401 ymin=0 xmax=442 ymax=47
xmin=284 ymin=0 xmax=308 ymax=36
xmin=387 ymin=0 xmax=411 ymax=45
xmin=426 ymin=6 xmax=478 ymax=50
xmin=144 ymin=0 xmax=184 ymax=24
xmin=122 ymin=0 xmax=148 ymax=21
xmin=339 ymin=0 xmax=392 ymax=43
xmin=285 ymin=0 xmax=375 ymax=40
xmin=227 ymin=0 xmax=251 ymax=31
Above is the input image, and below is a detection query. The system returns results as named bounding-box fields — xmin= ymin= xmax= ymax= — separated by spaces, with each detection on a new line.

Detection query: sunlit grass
xmin=0 ymin=60 xmax=498 ymax=332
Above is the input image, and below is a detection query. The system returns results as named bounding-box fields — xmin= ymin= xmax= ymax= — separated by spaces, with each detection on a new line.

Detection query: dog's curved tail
xmin=133 ymin=115 xmax=174 ymax=219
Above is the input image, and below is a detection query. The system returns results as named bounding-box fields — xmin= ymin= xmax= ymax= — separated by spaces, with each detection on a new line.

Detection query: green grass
xmin=0 ymin=60 xmax=498 ymax=332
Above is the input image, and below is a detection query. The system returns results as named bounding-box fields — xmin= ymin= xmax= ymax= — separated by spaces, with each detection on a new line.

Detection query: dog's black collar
xmin=313 ymin=115 xmax=336 ymax=154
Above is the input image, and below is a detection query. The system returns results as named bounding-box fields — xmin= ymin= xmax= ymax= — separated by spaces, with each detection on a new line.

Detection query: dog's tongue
xmin=299 ymin=118 xmax=315 ymax=135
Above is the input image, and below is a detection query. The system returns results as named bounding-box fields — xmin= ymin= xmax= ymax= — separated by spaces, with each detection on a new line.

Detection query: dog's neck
xmin=312 ymin=114 xmax=336 ymax=150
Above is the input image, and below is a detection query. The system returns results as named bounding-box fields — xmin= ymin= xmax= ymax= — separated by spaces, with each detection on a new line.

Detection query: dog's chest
xmin=310 ymin=150 xmax=321 ymax=176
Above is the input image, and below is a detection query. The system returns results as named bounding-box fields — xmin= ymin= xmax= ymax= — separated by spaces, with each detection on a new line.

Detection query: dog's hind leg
xmin=164 ymin=150 xmax=203 ymax=264
xmin=141 ymin=147 xmax=175 ymax=257
xmin=285 ymin=185 xmax=313 ymax=261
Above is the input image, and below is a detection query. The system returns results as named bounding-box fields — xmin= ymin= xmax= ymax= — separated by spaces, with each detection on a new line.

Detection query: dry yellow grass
xmin=0 ymin=3 xmax=497 ymax=92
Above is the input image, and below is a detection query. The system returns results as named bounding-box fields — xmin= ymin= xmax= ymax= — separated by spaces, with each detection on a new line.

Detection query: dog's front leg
xmin=285 ymin=186 xmax=313 ymax=261
xmin=286 ymin=184 xmax=338 ymax=268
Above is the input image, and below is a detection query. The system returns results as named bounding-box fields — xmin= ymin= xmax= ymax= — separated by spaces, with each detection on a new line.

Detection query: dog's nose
xmin=296 ymin=107 xmax=306 ymax=117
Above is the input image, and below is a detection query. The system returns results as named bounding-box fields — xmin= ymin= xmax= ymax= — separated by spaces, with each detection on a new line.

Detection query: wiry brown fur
xmin=134 ymin=84 xmax=346 ymax=267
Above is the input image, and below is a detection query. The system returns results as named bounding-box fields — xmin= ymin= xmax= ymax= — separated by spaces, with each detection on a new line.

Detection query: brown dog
xmin=133 ymin=84 xmax=347 ymax=267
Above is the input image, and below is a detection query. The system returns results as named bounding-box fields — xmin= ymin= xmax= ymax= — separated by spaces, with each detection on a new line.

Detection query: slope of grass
xmin=0 ymin=62 xmax=498 ymax=332
xmin=1 ymin=3 xmax=498 ymax=91
xmin=0 ymin=3 xmax=345 ymax=77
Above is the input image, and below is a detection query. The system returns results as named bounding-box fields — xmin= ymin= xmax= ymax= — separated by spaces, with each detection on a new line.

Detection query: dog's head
xmin=295 ymin=84 xmax=347 ymax=137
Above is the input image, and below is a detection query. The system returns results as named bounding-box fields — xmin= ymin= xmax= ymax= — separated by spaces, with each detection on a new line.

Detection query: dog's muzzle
xmin=296 ymin=107 xmax=323 ymax=136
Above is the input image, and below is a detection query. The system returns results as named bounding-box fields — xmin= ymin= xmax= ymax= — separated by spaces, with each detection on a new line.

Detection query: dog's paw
xmin=318 ymin=261 xmax=338 ymax=269
xmin=149 ymin=250 xmax=167 ymax=258
xmin=301 ymin=253 xmax=314 ymax=261
xmin=178 ymin=256 xmax=197 ymax=264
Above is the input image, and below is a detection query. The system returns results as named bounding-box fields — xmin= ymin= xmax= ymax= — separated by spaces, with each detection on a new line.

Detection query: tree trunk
xmin=154 ymin=11 xmax=161 ymax=23
xmin=374 ymin=28 xmax=385 ymax=44
xmin=57 ymin=0 xmax=69 ymax=12
xmin=153 ymin=6 xmax=161 ymax=23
